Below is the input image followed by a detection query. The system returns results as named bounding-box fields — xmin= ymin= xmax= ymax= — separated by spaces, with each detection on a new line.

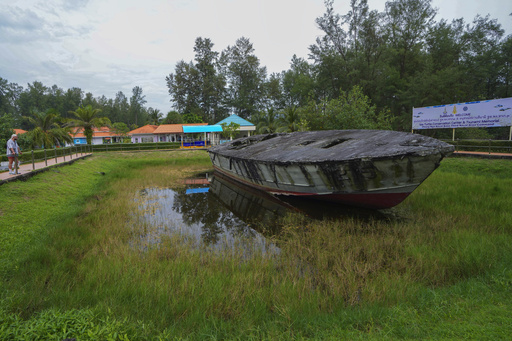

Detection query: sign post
xmin=412 ymin=98 xmax=512 ymax=134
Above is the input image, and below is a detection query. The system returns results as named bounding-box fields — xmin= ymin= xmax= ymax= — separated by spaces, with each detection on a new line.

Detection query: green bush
xmin=89 ymin=142 xmax=180 ymax=152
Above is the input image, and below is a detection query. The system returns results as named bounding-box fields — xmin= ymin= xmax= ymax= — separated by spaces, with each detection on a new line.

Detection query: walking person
xmin=6 ymin=134 xmax=22 ymax=175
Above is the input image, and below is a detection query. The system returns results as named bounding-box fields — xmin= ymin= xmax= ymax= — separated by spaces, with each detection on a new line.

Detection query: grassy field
xmin=0 ymin=150 xmax=511 ymax=340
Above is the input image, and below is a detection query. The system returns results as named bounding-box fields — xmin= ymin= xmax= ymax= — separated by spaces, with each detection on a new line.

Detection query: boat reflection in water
xmin=135 ymin=173 xmax=282 ymax=255
xmin=135 ymin=171 xmax=390 ymax=254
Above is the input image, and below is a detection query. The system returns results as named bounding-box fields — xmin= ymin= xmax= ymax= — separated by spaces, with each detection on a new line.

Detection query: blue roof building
xmin=216 ymin=114 xmax=254 ymax=127
xmin=215 ymin=114 xmax=256 ymax=139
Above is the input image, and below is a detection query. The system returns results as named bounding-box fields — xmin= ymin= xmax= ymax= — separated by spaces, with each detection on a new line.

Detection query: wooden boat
xmin=208 ymin=130 xmax=454 ymax=209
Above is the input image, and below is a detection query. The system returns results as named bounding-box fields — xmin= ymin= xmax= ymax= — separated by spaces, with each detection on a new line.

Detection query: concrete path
xmin=0 ymin=153 xmax=92 ymax=185
xmin=452 ymin=150 xmax=512 ymax=159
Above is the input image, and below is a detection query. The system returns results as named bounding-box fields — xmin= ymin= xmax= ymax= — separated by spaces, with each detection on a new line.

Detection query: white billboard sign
xmin=412 ymin=98 xmax=512 ymax=130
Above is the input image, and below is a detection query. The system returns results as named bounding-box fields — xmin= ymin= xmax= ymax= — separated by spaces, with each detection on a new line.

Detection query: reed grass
xmin=1 ymin=153 xmax=511 ymax=339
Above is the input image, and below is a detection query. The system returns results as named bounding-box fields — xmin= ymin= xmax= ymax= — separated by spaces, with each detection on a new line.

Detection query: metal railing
xmin=452 ymin=139 xmax=512 ymax=154
xmin=10 ymin=145 xmax=93 ymax=174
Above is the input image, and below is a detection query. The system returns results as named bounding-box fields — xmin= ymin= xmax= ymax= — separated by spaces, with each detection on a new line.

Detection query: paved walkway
xmin=452 ymin=150 xmax=512 ymax=159
xmin=0 ymin=153 xmax=92 ymax=184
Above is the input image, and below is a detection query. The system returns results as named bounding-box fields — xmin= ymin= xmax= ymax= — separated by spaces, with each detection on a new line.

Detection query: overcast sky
xmin=1 ymin=0 xmax=511 ymax=115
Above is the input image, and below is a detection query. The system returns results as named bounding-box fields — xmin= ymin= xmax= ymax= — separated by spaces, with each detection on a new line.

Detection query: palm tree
xmin=257 ymin=108 xmax=279 ymax=134
xmin=67 ymin=105 xmax=110 ymax=145
xmin=277 ymin=106 xmax=300 ymax=132
xmin=146 ymin=107 xmax=163 ymax=125
xmin=25 ymin=109 xmax=72 ymax=148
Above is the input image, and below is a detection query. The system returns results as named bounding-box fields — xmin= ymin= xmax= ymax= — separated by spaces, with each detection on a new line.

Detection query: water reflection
xmin=134 ymin=175 xmax=282 ymax=255
xmin=209 ymin=173 xmax=297 ymax=233
xmin=135 ymin=171 xmax=392 ymax=253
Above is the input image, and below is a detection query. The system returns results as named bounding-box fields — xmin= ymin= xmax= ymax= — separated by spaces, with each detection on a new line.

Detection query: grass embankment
xmin=0 ymin=152 xmax=511 ymax=340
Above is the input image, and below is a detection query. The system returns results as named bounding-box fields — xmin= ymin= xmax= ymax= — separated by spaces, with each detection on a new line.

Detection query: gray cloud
xmin=59 ymin=0 xmax=91 ymax=12
xmin=0 ymin=4 xmax=91 ymax=44
xmin=0 ymin=6 xmax=50 ymax=42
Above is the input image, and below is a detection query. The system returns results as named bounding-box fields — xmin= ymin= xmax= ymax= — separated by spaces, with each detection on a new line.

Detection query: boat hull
xmin=212 ymin=164 xmax=412 ymax=209
xmin=208 ymin=130 xmax=454 ymax=209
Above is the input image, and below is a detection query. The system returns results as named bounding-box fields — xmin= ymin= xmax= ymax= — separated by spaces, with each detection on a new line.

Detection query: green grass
xmin=1 ymin=153 xmax=511 ymax=340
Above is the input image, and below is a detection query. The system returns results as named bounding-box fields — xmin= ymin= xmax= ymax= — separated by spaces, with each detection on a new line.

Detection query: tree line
xmin=166 ymin=0 xmax=512 ymax=138
xmin=2 ymin=0 xmax=512 ymax=146
xmin=0 ymin=81 xmax=150 ymax=131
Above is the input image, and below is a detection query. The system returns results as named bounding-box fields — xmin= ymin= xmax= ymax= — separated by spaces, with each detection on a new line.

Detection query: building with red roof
xmin=128 ymin=124 xmax=159 ymax=143
xmin=70 ymin=127 xmax=124 ymax=145
xmin=152 ymin=123 xmax=207 ymax=142
xmin=129 ymin=123 xmax=208 ymax=143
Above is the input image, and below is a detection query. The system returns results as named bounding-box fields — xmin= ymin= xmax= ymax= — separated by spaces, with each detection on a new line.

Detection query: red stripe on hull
xmin=267 ymin=187 xmax=410 ymax=209
xmin=212 ymin=166 xmax=411 ymax=209
xmin=304 ymin=192 xmax=411 ymax=209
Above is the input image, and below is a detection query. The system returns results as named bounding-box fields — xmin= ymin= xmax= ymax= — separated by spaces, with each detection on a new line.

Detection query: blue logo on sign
xmin=463 ymin=106 xmax=468 ymax=111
